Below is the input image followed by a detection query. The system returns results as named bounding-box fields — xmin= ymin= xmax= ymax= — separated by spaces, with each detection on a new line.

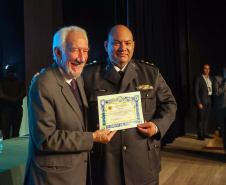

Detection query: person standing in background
xmin=194 ymin=64 xmax=213 ymax=140
xmin=213 ymin=66 xmax=226 ymax=153
xmin=0 ymin=65 xmax=26 ymax=139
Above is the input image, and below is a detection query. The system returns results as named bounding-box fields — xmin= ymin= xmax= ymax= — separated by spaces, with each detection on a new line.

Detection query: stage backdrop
xmin=1 ymin=0 xmax=225 ymax=144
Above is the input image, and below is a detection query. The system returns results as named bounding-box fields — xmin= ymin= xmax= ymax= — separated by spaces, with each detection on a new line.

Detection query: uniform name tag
xmin=96 ymin=89 xmax=108 ymax=92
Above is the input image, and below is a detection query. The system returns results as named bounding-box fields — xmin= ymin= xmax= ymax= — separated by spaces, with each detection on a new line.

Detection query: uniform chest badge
xmin=136 ymin=85 xmax=153 ymax=90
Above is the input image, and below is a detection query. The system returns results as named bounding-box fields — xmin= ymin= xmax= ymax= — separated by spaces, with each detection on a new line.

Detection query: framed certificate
xmin=97 ymin=91 xmax=144 ymax=131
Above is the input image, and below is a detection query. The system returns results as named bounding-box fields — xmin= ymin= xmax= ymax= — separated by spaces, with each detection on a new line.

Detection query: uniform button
xmin=154 ymin=144 xmax=157 ymax=148
xmin=91 ymin=150 xmax=94 ymax=154
xmin=122 ymin=129 xmax=125 ymax=131
xmin=123 ymin=146 xmax=127 ymax=150
xmin=84 ymin=160 xmax=88 ymax=163
xmin=146 ymin=94 xmax=149 ymax=97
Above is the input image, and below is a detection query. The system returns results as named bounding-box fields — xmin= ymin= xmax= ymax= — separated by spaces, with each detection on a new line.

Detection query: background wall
xmin=62 ymin=0 xmax=128 ymax=63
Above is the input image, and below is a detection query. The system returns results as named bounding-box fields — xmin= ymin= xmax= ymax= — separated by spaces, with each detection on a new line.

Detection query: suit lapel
xmin=76 ymin=76 xmax=88 ymax=108
xmin=76 ymin=76 xmax=88 ymax=130
xmin=201 ymin=75 xmax=210 ymax=92
xmin=52 ymin=62 xmax=85 ymax=130
xmin=210 ymin=76 xmax=213 ymax=83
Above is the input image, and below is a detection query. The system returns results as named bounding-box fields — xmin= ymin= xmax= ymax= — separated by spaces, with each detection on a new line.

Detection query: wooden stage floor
xmin=160 ymin=133 xmax=226 ymax=185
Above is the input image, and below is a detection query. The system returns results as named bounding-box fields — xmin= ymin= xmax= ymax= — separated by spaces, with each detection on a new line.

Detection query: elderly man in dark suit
xmin=194 ymin=64 xmax=213 ymax=140
xmin=83 ymin=25 xmax=177 ymax=185
xmin=24 ymin=26 xmax=116 ymax=185
xmin=213 ymin=66 xmax=226 ymax=153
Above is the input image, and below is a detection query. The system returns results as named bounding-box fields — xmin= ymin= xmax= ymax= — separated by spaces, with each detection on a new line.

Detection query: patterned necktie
xmin=69 ymin=79 xmax=84 ymax=117
xmin=70 ymin=79 xmax=77 ymax=90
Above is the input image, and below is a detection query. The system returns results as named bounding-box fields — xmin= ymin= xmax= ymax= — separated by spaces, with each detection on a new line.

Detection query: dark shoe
xmin=198 ymin=135 xmax=205 ymax=140
xmin=204 ymin=134 xmax=214 ymax=139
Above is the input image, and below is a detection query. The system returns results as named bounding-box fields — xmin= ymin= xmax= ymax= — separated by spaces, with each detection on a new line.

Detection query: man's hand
xmin=137 ymin=121 xmax=156 ymax=137
xmin=198 ymin=104 xmax=203 ymax=109
xmin=93 ymin=129 xmax=117 ymax=144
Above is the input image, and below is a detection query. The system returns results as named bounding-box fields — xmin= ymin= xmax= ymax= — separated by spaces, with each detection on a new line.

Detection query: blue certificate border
xmin=100 ymin=94 xmax=142 ymax=129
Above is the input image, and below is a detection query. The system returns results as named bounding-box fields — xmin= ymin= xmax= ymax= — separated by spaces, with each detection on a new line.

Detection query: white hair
xmin=52 ymin=26 xmax=88 ymax=61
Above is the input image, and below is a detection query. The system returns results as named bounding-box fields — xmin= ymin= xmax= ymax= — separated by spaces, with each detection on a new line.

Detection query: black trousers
xmin=197 ymin=96 xmax=212 ymax=136
xmin=2 ymin=106 xmax=23 ymax=139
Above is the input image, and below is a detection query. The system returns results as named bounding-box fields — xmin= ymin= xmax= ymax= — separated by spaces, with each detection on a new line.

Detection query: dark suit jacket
xmin=194 ymin=75 xmax=213 ymax=107
xmin=213 ymin=74 xmax=226 ymax=109
xmin=24 ymin=62 xmax=93 ymax=185
xmin=83 ymin=58 xmax=177 ymax=185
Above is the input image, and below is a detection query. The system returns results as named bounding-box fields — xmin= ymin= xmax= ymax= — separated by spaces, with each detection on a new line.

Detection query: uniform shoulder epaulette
xmin=85 ymin=60 xmax=104 ymax=66
xmin=136 ymin=60 xmax=156 ymax=67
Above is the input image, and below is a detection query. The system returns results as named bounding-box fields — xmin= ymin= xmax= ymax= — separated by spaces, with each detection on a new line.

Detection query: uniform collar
xmin=100 ymin=58 xmax=138 ymax=86
xmin=110 ymin=62 xmax=128 ymax=72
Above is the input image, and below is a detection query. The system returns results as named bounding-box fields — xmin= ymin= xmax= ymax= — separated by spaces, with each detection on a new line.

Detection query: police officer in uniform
xmin=83 ymin=25 xmax=177 ymax=185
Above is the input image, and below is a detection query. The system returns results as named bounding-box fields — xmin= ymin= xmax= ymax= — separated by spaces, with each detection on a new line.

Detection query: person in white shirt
xmin=194 ymin=64 xmax=213 ymax=140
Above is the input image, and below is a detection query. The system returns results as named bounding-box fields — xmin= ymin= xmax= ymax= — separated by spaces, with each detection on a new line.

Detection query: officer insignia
xmin=137 ymin=60 xmax=155 ymax=67
xmin=85 ymin=60 xmax=104 ymax=66
xmin=136 ymin=85 xmax=153 ymax=90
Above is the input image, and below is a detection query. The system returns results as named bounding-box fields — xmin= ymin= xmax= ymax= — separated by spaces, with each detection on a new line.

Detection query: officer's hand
xmin=92 ymin=129 xmax=117 ymax=144
xmin=198 ymin=104 xmax=203 ymax=109
xmin=137 ymin=121 xmax=156 ymax=137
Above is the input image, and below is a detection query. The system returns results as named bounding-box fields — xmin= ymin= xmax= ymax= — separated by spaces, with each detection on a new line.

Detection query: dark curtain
xmin=128 ymin=0 xmax=190 ymax=144
xmin=24 ymin=0 xmax=62 ymax=93
xmin=0 ymin=2 xmax=3 ymax=79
